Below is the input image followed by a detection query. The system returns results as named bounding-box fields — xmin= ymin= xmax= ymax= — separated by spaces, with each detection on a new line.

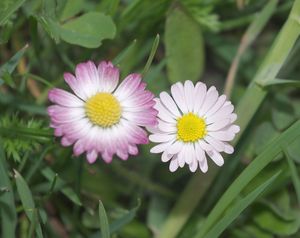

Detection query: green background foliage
xmin=0 ymin=0 xmax=300 ymax=237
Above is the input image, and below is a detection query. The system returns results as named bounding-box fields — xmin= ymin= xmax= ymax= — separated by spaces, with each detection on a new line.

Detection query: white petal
xmin=195 ymin=142 xmax=205 ymax=161
xmin=184 ymin=80 xmax=194 ymax=112
xmin=205 ymin=95 xmax=227 ymax=118
xmin=199 ymin=156 xmax=208 ymax=173
xmin=185 ymin=143 xmax=195 ymax=164
xmin=162 ymin=151 xmax=173 ymax=162
xmin=155 ymin=100 xmax=177 ymax=123
xmin=178 ymin=149 xmax=185 ymax=168
xmin=224 ymin=143 xmax=234 ymax=154
xmin=193 ymin=82 xmax=207 ymax=114
xmin=171 ymin=82 xmax=188 ymax=114
xmin=189 ymin=159 xmax=198 ymax=172
xmin=230 ymin=113 xmax=237 ymax=123
xmin=206 ymin=119 xmax=231 ymax=131
xmin=169 ymin=157 xmax=179 ymax=172
xmin=167 ymin=140 xmax=184 ymax=155
xmin=204 ymin=135 xmax=225 ymax=152
xmin=198 ymin=140 xmax=214 ymax=152
xmin=158 ymin=120 xmax=177 ymax=133
xmin=206 ymin=104 xmax=234 ymax=124
xmin=150 ymin=140 xmax=174 ymax=153
xmin=198 ymin=86 xmax=218 ymax=116
xmin=160 ymin=92 xmax=181 ymax=117
xmin=207 ymin=150 xmax=224 ymax=166
xmin=209 ymin=131 xmax=235 ymax=141
xmin=149 ymin=134 xmax=176 ymax=143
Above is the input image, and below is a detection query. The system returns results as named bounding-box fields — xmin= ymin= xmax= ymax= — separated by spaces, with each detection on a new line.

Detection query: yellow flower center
xmin=85 ymin=93 xmax=121 ymax=127
xmin=177 ymin=113 xmax=207 ymax=142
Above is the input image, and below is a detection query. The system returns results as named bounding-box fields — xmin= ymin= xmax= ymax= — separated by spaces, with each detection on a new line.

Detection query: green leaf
xmin=60 ymin=0 xmax=84 ymax=21
xmin=286 ymin=136 xmax=300 ymax=163
xmin=0 ymin=142 xmax=17 ymax=238
xmin=204 ymin=172 xmax=280 ymax=238
xmin=0 ymin=44 xmax=28 ymax=86
xmin=254 ymin=122 xmax=279 ymax=155
xmin=165 ymin=6 xmax=204 ymax=83
xmin=272 ymin=95 xmax=295 ymax=130
xmin=99 ymin=200 xmax=110 ymax=238
xmin=59 ymin=12 xmax=116 ymax=48
xmin=285 ymin=150 xmax=300 ymax=204
xmin=14 ymin=170 xmax=43 ymax=238
xmin=0 ymin=0 xmax=26 ymax=25
xmin=253 ymin=207 xmax=300 ymax=236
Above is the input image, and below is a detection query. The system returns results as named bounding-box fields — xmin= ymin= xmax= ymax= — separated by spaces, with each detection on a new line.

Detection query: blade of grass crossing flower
xmin=14 ymin=170 xmax=43 ymax=238
xmin=194 ymin=120 xmax=300 ymax=238
xmin=285 ymin=150 xmax=300 ymax=204
xmin=142 ymin=34 xmax=160 ymax=76
xmin=224 ymin=0 xmax=278 ymax=97
xmin=203 ymin=171 xmax=280 ymax=238
xmin=0 ymin=142 xmax=17 ymax=238
xmin=98 ymin=200 xmax=110 ymax=238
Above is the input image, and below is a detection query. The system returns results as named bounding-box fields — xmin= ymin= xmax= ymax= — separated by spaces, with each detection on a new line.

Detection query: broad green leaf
xmin=204 ymin=172 xmax=279 ymax=238
xmin=41 ymin=167 xmax=82 ymax=206
xmin=0 ymin=0 xmax=26 ymax=25
xmin=286 ymin=136 xmax=300 ymax=163
xmin=0 ymin=142 xmax=17 ymax=238
xmin=253 ymin=208 xmax=300 ymax=236
xmin=14 ymin=170 xmax=43 ymax=238
xmin=99 ymin=200 xmax=110 ymax=238
xmin=254 ymin=122 xmax=279 ymax=155
xmin=0 ymin=44 xmax=28 ymax=86
xmin=285 ymin=150 xmax=300 ymax=204
xmin=165 ymin=6 xmax=204 ymax=83
xmin=60 ymin=0 xmax=84 ymax=21
xmin=272 ymin=95 xmax=295 ymax=130
xmin=59 ymin=12 xmax=116 ymax=48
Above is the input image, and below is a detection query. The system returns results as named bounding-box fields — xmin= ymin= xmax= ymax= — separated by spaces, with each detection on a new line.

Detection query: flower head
xmin=149 ymin=80 xmax=240 ymax=173
xmin=48 ymin=61 xmax=157 ymax=163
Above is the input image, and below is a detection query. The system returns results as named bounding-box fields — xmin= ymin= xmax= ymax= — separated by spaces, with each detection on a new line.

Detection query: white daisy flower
xmin=48 ymin=61 xmax=157 ymax=164
xmin=149 ymin=80 xmax=240 ymax=173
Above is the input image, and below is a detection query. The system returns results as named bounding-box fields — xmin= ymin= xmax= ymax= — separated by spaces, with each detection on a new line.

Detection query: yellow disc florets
xmin=85 ymin=93 xmax=121 ymax=127
xmin=177 ymin=113 xmax=207 ymax=142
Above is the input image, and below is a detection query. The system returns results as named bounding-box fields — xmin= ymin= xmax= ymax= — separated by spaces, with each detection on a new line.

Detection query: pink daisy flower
xmin=149 ymin=80 xmax=240 ymax=173
xmin=48 ymin=61 xmax=157 ymax=163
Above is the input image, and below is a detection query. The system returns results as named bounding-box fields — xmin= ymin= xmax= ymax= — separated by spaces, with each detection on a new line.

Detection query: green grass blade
xmin=224 ymin=0 xmax=278 ymax=96
xmin=0 ymin=142 xmax=17 ymax=238
xmin=285 ymin=150 xmax=300 ymax=204
xmin=142 ymin=34 xmax=160 ymax=76
xmin=203 ymin=171 xmax=280 ymax=238
xmin=14 ymin=170 xmax=43 ymax=238
xmin=194 ymin=120 xmax=300 ymax=238
xmin=98 ymin=200 xmax=110 ymax=238
xmin=0 ymin=0 xmax=26 ymax=25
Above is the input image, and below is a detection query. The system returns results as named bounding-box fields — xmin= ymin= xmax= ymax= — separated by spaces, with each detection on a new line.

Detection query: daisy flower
xmin=48 ymin=61 xmax=157 ymax=163
xmin=149 ymin=80 xmax=240 ymax=173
